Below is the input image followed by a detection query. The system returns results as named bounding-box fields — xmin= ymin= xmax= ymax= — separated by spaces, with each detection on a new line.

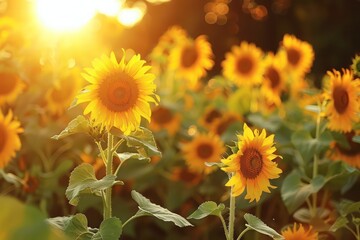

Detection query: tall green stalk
xmin=228 ymin=184 xmax=236 ymax=240
xmin=104 ymin=132 xmax=114 ymax=220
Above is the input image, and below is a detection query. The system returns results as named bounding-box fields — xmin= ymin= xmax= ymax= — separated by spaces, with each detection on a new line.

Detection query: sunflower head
xmin=222 ymin=41 xmax=265 ymax=86
xmin=76 ymin=51 xmax=159 ymax=135
xmin=328 ymin=131 xmax=360 ymax=168
xmin=0 ymin=70 xmax=25 ymax=106
xmin=324 ymin=69 xmax=360 ymax=133
xmin=351 ymin=54 xmax=360 ymax=77
xmin=281 ymin=223 xmax=318 ymax=240
xmin=150 ymin=105 xmax=181 ymax=135
xmin=281 ymin=34 xmax=314 ymax=77
xmin=182 ymin=132 xmax=226 ymax=174
xmin=169 ymin=35 xmax=214 ymax=88
xmin=199 ymin=107 xmax=222 ymax=130
xmin=45 ymin=71 xmax=83 ymax=116
xmin=221 ymin=123 xmax=282 ymax=202
xmin=0 ymin=111 xmax=23 ymax=168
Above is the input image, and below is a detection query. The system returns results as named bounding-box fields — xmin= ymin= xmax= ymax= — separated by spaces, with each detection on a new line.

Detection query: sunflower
xmin=76 ymin=51 xmax=158 ymax=134
xmin=351 ymin=54 xmax=360 ymax=77
xmin=210 ymin=111 xmax=242 ymax=136
xmin=281 ymin=223 xmax=318 ymax=240
xmin=182 ymin=132 xmax=225 ymax=174
xmin=261 ymin=52 xmax=287 ymax=106
xmin=45 ymin=72 xmax=83 ymax=116
xmin=150 ymin=105 xmax=181 ymax=135
xmin=324 ymin=69 xmax=360 ymax=133
xmin=281 ymin=34 xmax=314 ymax=77
xmin=0 ymin=71 xmax=25 ymax=106
xmin=328 ymin=131 xmax=360 ymax=168
xmin=221 ymin=123 xmax=282 ymax=202
xmin=222 ymin=41 xmax=265 ymax=86
xmin=199 ymin=106 xmax=222 ymax=130
xmin=169 ymin=35 xmax=214 ymax=88
xmin=0 ymin=111 xmax=23 ymax=168
xmin=171 ymin=166 xmax=202 ymax=186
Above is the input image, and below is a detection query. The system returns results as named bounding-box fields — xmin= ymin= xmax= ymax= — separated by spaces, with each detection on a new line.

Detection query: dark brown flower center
xmin=0 ymin=72 xmax=17 ymax=95
xmin=181 ymin=46 xmax=198 ymax=68
xmin=265 ymin=67 xmax=280 ymax=89
xmin=0 ymin=124 xmax=6 ymax=152
xmin=337 ymin=132 xmax=360 ymax=156
xmin=152 ymin=106 xmax=173 ymax=124
xmin=99 ymin=73 xmax=139 ymax=112
xmin=286 ymin=47 xmax=301 ymax=66
xmin=333 ymin=86 xmax=349 ymax=114
xmin=204 ymin=109 xmax=222 ymax=124
xmin=215 ymin=116 xmax=237 ymax=135
xmin=236 ymin=56 xmax=253 ymax=75
xmin=197 ymin=143 xmax=214 ymax=159
xmin=240 ymin=148 xmax=263 ymax=179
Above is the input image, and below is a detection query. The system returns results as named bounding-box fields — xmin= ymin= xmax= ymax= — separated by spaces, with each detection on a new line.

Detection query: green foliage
xmin=281 ymin=170 xmax=326 ymax=213
xmin=92 ymin=218 xmax=122 ymax=240
xmin=131 ymin=190 xmax=193 ymax=227
xmin=51 ymin=115 xmax=90 ymax=140
xmin=66 ymin=163 xmax=121 ymax=206
xmin=0 ymin=196 xmax=68 ymax=240
xmin=243 ymin=213 xmax=284 ymax=240
xmin=187 ymin=201 xmax=225 ymax=220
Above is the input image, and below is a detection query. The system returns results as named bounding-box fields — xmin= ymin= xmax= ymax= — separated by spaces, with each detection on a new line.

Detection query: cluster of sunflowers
xmin=1 ymin=8 xmax=360 ymax=240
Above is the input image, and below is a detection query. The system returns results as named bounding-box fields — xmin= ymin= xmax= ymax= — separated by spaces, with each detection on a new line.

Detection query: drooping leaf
xmin=52 ymin=115 xmax=90 ymax=140
xmin=48 ymin=214 xmax=92 ymax=239
xmin=91 ymin=217 xmax=122 ymax=240
xmin=243 ymin=213 xmax=284 ymax=240
xmin=112 ymin=127 xmax=161 ymax=157
xmin=131 ymin=190 xmax=193 ymax=227
xmin=281 ymin=171 xmax=326 ymax=213
xmin=329 ymin=216 xmax=349 ymax=232
xmin=187 ymin=201 xmax=225 ymax=220
xmin=116 ymin=152 xmax=150 ymax=163
xmin=66 ymin=163 xmax=120 ymax=206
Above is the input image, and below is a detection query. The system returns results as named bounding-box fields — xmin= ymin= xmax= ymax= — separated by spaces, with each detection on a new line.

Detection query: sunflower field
xmin=1 ymin=0 xmax=360 ymax=239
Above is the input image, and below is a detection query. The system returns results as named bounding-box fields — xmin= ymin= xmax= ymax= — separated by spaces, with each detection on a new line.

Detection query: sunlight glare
xmin=35 ymin=0 xmax=96 ymax=32
xmin=94 ymin=0 xmax=124 ymax=17
xmin=117 ymin=3 xmax=146 ymax=27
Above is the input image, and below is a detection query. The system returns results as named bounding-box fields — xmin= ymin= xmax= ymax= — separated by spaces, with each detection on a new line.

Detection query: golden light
xmin=117 ymin=2 xmax=146 ymax=27
xmin=35 ymin=0 xmax=96 ymax=32
xmin=94 ymin=0 xmax=124 ymax=17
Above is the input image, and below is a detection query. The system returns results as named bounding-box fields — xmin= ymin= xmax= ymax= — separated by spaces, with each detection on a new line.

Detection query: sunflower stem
xmin=228 ymin=184 xmax=236 ymax=240
xmin=219 ymin=214 xmax=229 ymax=240
xmin=104 ymin=132 xmax=114 ymax=220
xmin=311 ymin=101 xmax=322 ymax=216
xmin=236 ymin=226 xmax=251 ymax=240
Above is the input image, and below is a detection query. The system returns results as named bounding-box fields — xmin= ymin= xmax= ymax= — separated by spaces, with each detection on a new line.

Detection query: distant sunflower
xmin=150 ymin=105 xmax=181 ymax=135
xmin=0 ymin=71 xmax=25 ymax=106
xmin=281 ymin=223 xmax=318 ymax=240
xmin=281 ymin=34 xmax=314 ymax=77
xmin=183 ymin=132 xmax=225 ymax=174
xmin=351 ymin=54 xmax=360 ymax=77
xmin=328 ymin=131 xmax=360 ymax=168
xmin=221 ymin=123 xmax=282 ymax=202
xmin=199 ymin=107 xmax=222 ymax=130
xmin=171 ymin=166 xmax=202 ymax=186
xmin=0 ymin=111 xmax=23 ymax=168
xmin=45 ymin=72 xmax=83 ymax=116
xmin=169 ymin=35 xmax=214 ymax=88
xmin=261 ymin=52 xmax=286 ymax=106
xmin=210 ymin=112 xmax=242 ymax=136
xmin=324 ymin=69 xmax=360 ymax=133
xmin=222 ymin=42 xmax=264 ymax=86
xmin=76 ymin=51 xmax=158 ymax=134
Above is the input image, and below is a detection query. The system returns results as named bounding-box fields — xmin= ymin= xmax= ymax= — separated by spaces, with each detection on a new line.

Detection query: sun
xmin=35 ymin=0 xmax=96 ymax=32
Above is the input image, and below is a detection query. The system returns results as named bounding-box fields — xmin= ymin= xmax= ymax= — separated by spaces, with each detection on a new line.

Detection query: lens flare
xmin=35 ymin=0 xmax=96 ymax=32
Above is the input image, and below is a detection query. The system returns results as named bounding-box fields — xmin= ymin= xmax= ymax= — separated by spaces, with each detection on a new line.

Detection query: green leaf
xmin=247 ymin=113 xmax=282 ymax=132
xmin=329 ymin=216 xmax=349 ymax=232
xmin=281 ymin=171 xmax=326 ymax=213
xmin=131 ymin=190 xmax=193 ymax=227
xmin=243 ymin=213 xmax=284 ymax=240
xmin=116 ymin=153 xmax=150 ymax=163
xmin=112 ymin=127 xmax=161 ymax=157
xmin=52 ymin=115 xmax=90 ymax=140
xmin=305 ymin=105 xmax=321 ymax=113
xmin=0 ymin=196 xmax=68 ymax=240
xmin=339 ymin=200 xmax=360 ymax=216
xmin=187 ymin=201 xmax=225 ymax=220
xmin=0 ymin=169 xmax=23 ymax=186
xmin=92 ymin=217 xmax=122 ymax=240
xmin=352 ymin=135 xmax=360 ymax=144
xmin=66 ymin=163 xmax=120 ymax=206
xmin=48 ymin=214 xmax=92 ymax=239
